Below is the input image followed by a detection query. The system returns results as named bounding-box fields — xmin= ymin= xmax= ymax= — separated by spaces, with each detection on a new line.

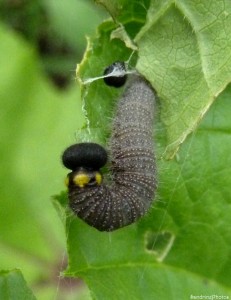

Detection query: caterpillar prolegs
xmin=62 ymin=63 xmax=157 ymax=231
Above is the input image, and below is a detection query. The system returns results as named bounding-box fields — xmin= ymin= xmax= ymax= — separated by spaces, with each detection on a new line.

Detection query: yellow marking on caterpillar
xmin=73 ymin=173 xmax=90 ymax=188
xmin=95 ymin=172 xmax=102 ymax=185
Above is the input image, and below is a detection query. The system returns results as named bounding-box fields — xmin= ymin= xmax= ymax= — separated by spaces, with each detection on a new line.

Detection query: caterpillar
xmin=62 ymin=62 xmax=157 ymax=231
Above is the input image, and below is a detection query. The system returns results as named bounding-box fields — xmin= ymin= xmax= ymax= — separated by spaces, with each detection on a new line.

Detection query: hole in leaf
xmin=145 ymin=231 xmax=175 ymax=262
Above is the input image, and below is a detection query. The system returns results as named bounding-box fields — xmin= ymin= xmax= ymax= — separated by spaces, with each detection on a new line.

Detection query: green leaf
xmin=57 ymin=78 xmax=231 ymax=300
xmin=55 ymin=1 xmax=231 ymax=298
xmin=83 ymin=266 xmax=230 ymax=300
xmin=161 ymin=86 xmax=231 ymax=286
xmin=85 ymin=0 xmax=231 ymax=158
xmin=0 ymin=269 xmax=36 ymax=300
xmin=135 ymin=0 xmax=231 ymax=158
xmin=95 ymin=0 xmax=150 ymax=29
xmin=76 ymin=20 xmax=135 ymax=143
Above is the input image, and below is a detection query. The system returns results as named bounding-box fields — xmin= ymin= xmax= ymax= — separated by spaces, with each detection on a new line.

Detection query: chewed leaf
xmin=90 ymin=0 xmax=231 ymax=159
xmin=76 ymin=20 xmax=135 ymax=135
xmin=62 ymin=1 xmax=231 ymax=299
xmin=62 ymin=72 xmax=231 ymax=300
xmin=110 ymin=26 xmax=138 ymax=50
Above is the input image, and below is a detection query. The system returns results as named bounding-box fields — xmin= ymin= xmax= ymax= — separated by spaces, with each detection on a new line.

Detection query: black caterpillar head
xmin=62 ymin=143 xmax=107 ymax=189
xmin=103 ymin=61 xmax=127 ymax=88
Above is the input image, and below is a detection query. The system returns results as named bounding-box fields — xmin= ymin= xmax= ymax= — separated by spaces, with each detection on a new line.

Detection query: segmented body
xmin=68 ymin=75 xmax=157 ymax=231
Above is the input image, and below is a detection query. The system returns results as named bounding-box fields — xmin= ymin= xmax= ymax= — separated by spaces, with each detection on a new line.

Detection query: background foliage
xmin=0 ymin=0 xmax=105 ymax=299
xmin=1 ymin=0 xmax=231 ymax=300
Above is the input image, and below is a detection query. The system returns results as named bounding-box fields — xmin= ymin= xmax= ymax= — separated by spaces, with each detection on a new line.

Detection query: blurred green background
xmin=0 ymin=0 xmax=106 ymax=299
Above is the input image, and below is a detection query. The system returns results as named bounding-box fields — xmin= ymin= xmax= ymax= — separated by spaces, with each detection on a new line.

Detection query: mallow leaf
xmin=55 ymin=1 xmax=231 ymax=299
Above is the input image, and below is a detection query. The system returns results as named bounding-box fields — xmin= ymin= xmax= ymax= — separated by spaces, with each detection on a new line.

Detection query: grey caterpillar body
xmin=62 ymin=64 xmax=157 ymax=231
